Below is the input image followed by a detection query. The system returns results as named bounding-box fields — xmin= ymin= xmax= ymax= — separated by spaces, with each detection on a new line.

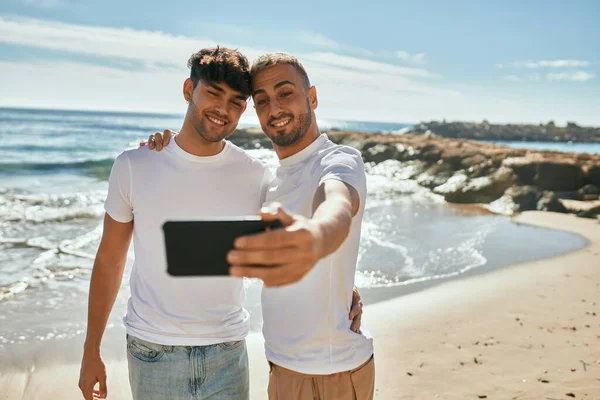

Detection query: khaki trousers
xmin=267 ymin=356 xmax=375 ymax=400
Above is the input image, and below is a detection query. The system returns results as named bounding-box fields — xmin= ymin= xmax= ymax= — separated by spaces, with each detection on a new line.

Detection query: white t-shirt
xmin=105 ymin=138 xmax=270 ymax=346
xmin=262 ymin=134 xmax=374 ymax=375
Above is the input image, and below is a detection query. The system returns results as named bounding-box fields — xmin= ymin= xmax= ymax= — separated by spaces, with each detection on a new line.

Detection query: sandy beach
xmin=1 ymin=211 xmax=598 ymax=399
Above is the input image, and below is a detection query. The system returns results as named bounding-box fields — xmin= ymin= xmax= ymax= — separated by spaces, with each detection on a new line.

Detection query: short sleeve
xmin=104 ymin=151 xmax=133 ymax=223
xmin=318 ymin=147 xmax=367 ymax=209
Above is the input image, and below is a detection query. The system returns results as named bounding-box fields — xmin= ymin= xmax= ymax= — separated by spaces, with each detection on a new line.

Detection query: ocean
xmin=0 ymin=107 xmax=589 ymax=351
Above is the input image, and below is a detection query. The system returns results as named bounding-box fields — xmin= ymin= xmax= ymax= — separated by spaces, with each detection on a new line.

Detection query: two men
xmin=79 ymin=47 xmax=373 ymax=400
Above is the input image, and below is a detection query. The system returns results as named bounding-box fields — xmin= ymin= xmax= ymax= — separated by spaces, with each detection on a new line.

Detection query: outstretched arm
xmin=228 ymin=179 xmax=360 ymax=287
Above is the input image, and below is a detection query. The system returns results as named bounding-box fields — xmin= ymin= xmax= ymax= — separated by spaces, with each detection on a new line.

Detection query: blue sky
xmin=0 ymin=0 xmax=599 ymax=125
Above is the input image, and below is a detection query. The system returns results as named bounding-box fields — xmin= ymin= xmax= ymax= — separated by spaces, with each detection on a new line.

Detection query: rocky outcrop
xmin=579 ymin=184 xmax=600 ymax=201
xmin=433 ymin=168 xmax=515 ymax=204
xmin=416 ymin=162 xmax=455 ymax=189
xmin=364 ymin=144 xmax=400 ymax=163
xmin=503 ymin=157 xmax=585 ymax=191
xmin=228 ymin=128 xmax=273 ymax=149
xmin=410 ymin=120 xmax=600 ymax=143
xmin=584 ymin=165 xmax=600 ymax=186
xmin=537 ymin=192 xmax=567 ymax=213
xmin=561 ymin=200 xmax=600 ymax=219
xmin=506 ymin=186 xmax=543 ymax=212
xmin=227 ymin=128 xmax=600 ymax=218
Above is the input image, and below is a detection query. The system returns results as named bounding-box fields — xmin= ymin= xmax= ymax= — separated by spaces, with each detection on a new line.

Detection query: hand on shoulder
xmin=139 ymin=129 xmax=178 ymax=151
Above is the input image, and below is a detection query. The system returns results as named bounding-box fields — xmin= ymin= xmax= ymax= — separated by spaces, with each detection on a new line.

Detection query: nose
xmin=214 ymin=97 xmax=229 ymax=116
xmin=268 ymin=98 xmax=283 ymax=118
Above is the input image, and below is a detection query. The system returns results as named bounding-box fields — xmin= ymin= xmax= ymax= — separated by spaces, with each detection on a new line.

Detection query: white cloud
xmin=302 ymin=52 xmax=437 ymax=78
xmin=296 ymin=32 xmax=374 ymax=57
xmin=504 ymin=71 xmax=593 ymax=82
xmin=396 ymin=51 xmax=426 ymax=64
xmin=510 ymin=59 xmax=591 ymax=69
xmin=0 ymin=16 xmax=461 ymax=123
xmin=296 ymin=32 xmax=342 ymax=50
xmin=306 ymin=63 xmax=459 ymax=97
xmin=0 ymin=59 xmax=185 ymax=113
xmin=3 ymin=16 xmax=437 ymax=81
xmin=547 ymin=71 xmax=595 ymax=82
xmin=0 ymin=57 xmax=461 ymax=123
xmin=0 ymin=15 xmax=264 ymax=68
xmin=2 ymin=58 xmax=599 ymax=125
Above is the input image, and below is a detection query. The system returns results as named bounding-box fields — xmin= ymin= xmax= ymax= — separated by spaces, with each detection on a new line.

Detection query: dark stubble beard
xmin=269 ymin=100 xmax=312 ymax=147
xmin=189 ymin=98 xmax=235 ymax=143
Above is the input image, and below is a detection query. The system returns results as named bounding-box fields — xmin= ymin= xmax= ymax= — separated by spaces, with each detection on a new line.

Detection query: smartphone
xmin=162 ymin=217 xmax=283 ymax=276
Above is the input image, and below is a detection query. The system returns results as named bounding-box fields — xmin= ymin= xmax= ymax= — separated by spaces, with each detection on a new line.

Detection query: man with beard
xmin=148 ymin=53 xmax=374 ymax=399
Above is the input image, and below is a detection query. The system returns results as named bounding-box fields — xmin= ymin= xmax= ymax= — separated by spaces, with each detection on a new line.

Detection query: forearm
xmin=84 ymin=252 xmax=128 ymax=354
xmin=312 ymin=197 xmax=353 ymax=259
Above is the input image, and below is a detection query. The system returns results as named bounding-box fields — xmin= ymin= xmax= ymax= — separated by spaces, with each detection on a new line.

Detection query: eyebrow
xmin=274 ymin=80 xmax=296 ymax=90
xmin=208 ymin=82 xmax=247 ymax=102
xmin=207 ymin=82 xmax=225 ymax=93
xmin=252 ymin=80 xmax=296 ymax=97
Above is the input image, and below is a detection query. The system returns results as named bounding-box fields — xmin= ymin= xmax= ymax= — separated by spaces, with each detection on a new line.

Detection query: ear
xmin=309 ymin=86 xmax=318 ymax=110
xmin=241 ymin=102 xmax=248 ymax=113
xmin=183 ymin=78 xmax=194 ymax=103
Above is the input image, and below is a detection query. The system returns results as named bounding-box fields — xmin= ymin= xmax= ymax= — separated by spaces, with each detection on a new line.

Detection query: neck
xmin=176 ymin=119 xmax=225 ymax=157
xmin=274 ymin=121 xmax=321 ymax=160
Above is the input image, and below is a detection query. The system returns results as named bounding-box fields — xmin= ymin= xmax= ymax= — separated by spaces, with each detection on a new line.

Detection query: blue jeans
xmin=126 ymin=334 xmax=249 ymax=400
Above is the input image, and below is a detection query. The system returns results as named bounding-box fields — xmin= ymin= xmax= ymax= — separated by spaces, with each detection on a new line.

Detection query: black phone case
xmin=163 ymin=218 xmax=283 ymax=277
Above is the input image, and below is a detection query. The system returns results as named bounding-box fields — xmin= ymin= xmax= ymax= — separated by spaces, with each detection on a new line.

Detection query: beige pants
xmin=267 ymin=356 xmax=375 ymax=400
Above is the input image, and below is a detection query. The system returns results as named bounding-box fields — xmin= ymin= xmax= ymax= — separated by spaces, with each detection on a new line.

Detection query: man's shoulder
xmin=317 ymin=139 xmax=364 ymax=167
xmin=120 ymin=145 xmax=182 ymax=168
xmin=118 ymin=145 xmax=154 ymax=163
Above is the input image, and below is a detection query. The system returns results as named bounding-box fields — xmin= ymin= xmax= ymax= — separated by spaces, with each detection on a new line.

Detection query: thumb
xmin=163 ymin=129 xmax=177 ymax=146
xmin=261 ymin=203 xmax=294 ymax=227
xmin=98 ymin=375 xmax=108 ymax=398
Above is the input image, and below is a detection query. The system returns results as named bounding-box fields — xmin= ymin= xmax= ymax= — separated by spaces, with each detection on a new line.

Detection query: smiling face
xmin=251 ymin=63 xmax=317 ymax=147
xmin=184 ymin=78 xmax=248 ymax=142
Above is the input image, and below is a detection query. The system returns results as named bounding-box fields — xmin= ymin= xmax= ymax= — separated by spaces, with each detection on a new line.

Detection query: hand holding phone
xmin=163 ymin=217 xmax=282 ymax=276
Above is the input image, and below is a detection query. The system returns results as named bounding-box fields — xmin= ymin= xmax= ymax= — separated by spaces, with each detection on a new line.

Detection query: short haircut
xmin=187 ymin=47 xmax=252 ymax=98
xmin=251 ymin=53 xmax=311 ymax=88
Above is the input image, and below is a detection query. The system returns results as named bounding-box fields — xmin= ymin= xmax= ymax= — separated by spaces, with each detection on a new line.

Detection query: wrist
xmin=83 ymin=341 xmax=101 ymax=356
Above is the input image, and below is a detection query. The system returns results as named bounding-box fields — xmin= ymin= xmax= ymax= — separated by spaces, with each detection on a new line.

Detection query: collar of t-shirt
xmin=278 ymin=133 xmax=327 ymax=168
xmin=169 ymin=136 xmax=232 ymax=163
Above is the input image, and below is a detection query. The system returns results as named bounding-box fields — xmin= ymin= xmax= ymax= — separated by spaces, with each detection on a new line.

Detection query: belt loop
xmin=311 ymin=377 xmax=320 ymax=400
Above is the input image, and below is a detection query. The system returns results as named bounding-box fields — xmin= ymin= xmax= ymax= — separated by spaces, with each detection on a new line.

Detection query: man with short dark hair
xmin=78 ymin=47 xmax=265 ymax=400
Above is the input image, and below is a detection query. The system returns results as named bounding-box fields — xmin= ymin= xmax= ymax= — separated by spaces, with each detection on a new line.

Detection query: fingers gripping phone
xmin=162 ymin=217 xmax=283 ymax=276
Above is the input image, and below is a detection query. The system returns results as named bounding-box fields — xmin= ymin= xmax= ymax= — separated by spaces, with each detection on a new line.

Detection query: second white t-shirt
xmin=262 ymin=134 xmax=374 ymax=375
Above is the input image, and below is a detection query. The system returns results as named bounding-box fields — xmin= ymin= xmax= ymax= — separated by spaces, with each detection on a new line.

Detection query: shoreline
xmin=1 ymin=211 xmax=598 ymax=399
xmin=366 ymin=211 xmax=600 ymax=399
